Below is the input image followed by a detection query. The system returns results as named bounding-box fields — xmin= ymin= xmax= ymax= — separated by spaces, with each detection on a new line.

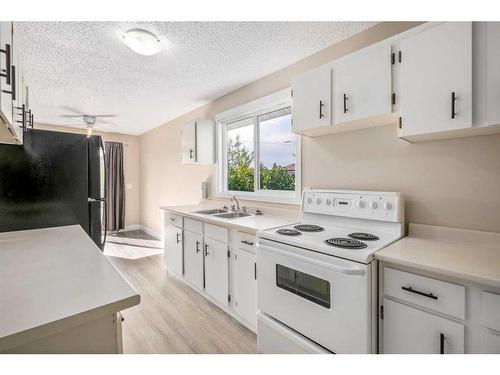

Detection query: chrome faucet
xmin=231 ymin=195 xmax=241 ymax=211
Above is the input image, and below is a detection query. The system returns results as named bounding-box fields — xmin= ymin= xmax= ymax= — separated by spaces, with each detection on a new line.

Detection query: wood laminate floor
xmin=105 ymin=230 xmax=257 ymax=354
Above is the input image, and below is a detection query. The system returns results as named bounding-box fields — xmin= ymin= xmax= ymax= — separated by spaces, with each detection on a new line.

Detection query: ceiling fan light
xmin=122 ymin=29 xmax=162 ymax=56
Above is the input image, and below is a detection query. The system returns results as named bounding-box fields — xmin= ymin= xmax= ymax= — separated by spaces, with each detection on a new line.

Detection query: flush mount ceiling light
xmin=122 ymin=29 xmax=161 ymax=56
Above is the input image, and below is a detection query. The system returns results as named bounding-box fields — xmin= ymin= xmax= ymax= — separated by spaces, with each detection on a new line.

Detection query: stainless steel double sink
xmin=193 ymin=208 xmax=252 ymax=219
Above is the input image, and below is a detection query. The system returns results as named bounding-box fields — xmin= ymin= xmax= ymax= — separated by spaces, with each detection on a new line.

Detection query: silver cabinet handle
xmin=204 ymin=243 xmax=209 ymax=256
xmin=319 ymin=100 xmax=325 ymax=118
xmin=176 ymin=232 xmax=181 ymax=244
xmin=241 ymin=240 xmax=254 ymax=246
xmin=196 ymin=240 xmax=201 ymax=253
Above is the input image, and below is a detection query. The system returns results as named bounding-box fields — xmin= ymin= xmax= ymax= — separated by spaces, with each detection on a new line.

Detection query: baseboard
xmin=111 ymin=224 xmax=162 ymax=240
xmin=139 ymin=225 xmax=162 ymax=240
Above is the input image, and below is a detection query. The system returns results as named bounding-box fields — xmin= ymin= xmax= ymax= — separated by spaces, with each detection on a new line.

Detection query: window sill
xmin=215 ymin=191 xmax=301 ymax=206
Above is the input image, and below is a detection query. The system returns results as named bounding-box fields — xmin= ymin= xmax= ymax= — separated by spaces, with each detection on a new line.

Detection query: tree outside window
xmin=225 ymin=107 xmax=296 ymax=193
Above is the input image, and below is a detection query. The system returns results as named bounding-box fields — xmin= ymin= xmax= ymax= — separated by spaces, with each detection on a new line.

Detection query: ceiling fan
xmin=59 ymin=107 xmax=118 ymax=136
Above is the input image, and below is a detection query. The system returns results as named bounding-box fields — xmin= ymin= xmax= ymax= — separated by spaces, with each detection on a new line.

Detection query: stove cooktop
xmin=260 ymin=221 xmax=401 ymax=264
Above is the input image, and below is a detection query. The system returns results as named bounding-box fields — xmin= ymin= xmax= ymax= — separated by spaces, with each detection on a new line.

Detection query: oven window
xmin=276 ymin=264 xmax=331 ymax=308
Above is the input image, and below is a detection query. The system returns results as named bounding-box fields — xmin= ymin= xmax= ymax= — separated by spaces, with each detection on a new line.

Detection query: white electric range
xmin=256 ymin=189 xmax=405 ymax=354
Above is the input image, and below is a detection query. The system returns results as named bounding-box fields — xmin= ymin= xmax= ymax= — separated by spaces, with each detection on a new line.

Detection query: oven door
xmin=257 ymin=238 xmax=372 ymax=353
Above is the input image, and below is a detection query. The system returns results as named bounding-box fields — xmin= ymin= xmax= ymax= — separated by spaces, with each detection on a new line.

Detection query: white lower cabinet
xmin=204 ymin=237 xmax=229 ymax=306
xmin=234 ymin=247 xmax=257 ymax=327
xmin=382 ymin=298 xmax=464 ymax=354
xmin=163 ymin=211 xmax=258 ymax=331
xmin=163 ymin=219 xmax=183 ymax=277
xmin=183 ymin=230 xmax=204 ymax=290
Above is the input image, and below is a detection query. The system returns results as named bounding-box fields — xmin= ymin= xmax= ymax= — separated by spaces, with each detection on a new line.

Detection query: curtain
xmin=105 ymin=141 xmax=125 ymax=232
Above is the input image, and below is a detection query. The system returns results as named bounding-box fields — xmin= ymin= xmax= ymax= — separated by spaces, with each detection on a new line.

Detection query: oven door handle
xmin=259 ymin=244 xmax=365 ymax=276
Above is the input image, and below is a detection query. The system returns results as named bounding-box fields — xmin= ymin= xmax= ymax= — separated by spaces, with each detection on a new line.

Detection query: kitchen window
xmin=216 ymin=89 xmax=301 ymax=204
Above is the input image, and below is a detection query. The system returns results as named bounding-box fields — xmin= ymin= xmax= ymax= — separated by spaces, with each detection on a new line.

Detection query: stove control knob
xmin=316 ymin=198 xmax=322 ymax=205
xmin=326 ymin=198 xmax=332 ymax=206
xmin=357 ymin=200 xmax=365 ymax=209
xmin=307 ymin=197 xmax=313 ymax=204
xmin=369 ymin=201 xmax=378 ymax=210
xmin=384 ymin=202 xmax=393 ymax=211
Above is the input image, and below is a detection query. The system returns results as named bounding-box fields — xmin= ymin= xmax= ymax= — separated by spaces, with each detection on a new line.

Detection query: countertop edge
xmin=0 ymin=293 xmax=140 ymax=352
xmin=377 ymin=253 xmax=500 ymax=290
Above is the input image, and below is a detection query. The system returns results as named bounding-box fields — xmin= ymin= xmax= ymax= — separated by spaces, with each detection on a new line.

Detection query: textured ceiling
xmin=16 ymin=22 xmax=376 ymax=135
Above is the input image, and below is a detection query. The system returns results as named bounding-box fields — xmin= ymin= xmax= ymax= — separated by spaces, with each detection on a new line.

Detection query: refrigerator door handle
xmin=88 ymin=197 xmax=107 ymax=249
xmin=102 ymin=197 xmax=107 ymax=249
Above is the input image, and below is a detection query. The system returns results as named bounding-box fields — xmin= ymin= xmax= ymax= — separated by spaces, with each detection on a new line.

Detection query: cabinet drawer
xmin=204 ymin=223 xmax=228 ymax=243
xmin=383 ymin=298 xmax=464 ymax=354
xmin=238 ymin=232 xmax=257 ymax=253
xmin=184 ymin=218 xmax=203 ymax=234
xmin=481 ymin=291 xmax=500 ymax=332
xmin=164 ymin=212 xmax=183 ymax=229
xmin=257 ymin=312 xmax=329 ymax=354
xmin=384 ymin=268 xmax=465 ymax=319
xmin=482 ymin=330 xmax=500 ymax=354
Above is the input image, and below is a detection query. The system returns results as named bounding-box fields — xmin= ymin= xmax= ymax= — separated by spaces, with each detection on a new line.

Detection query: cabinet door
xmin=183 ymin=230 xmax=204 ymax=290
xmin=487 ymin=22 xmax=500 ymax=125
xmin=382 ymin=298 xmax=464 ymax=354
xmin=181 ymin=121 xmax=196 ymax=164
xmin=163 ymin=224 xmax=183 ymax=276
xmin=234 ymin=248 xmax=257 ymax=326
xmin=395 ymin=22 xmax=472 ymax=138
xmin=334 ymin=43 xmax=392 ymax=124
xmin=0 ymin=22 xmax=13 ymax=126
xmin=195 ymin=119 xmax=215 ymax=164
xmin=11 ymin=24 xmax=23 ymax=142
xmin=291 ymin=64 xmax=332 ymax=134
xmin=204 ymin=237 xmax=229 ymax=306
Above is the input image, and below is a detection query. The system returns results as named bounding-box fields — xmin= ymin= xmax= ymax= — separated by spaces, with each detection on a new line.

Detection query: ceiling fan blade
xmin=60 ymin=115 xmax=85 ymax=118
xmin=59 ymin=106 xmax=85 ymax=115
xmin=93 ymin=114 xmax=117 ymax=118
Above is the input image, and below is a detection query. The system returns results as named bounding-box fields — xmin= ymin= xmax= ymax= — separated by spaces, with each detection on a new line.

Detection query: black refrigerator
xmin=0 ymin=128 xmax=107 ymax=250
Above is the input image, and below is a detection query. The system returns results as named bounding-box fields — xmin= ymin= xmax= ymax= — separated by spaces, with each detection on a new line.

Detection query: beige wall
xmin=35 ymin=123 xmax=141 ymax=228
xmin=140 ymin=21 xmax=500 ymax=235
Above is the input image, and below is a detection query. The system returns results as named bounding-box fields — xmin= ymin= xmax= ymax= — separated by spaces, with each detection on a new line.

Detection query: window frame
xmin=215 ymin=88 xmax=301 ymax=205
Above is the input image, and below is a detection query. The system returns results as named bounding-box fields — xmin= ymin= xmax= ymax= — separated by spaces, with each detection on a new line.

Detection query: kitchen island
xmin=0 ymin=225 xmax=140 ymax=353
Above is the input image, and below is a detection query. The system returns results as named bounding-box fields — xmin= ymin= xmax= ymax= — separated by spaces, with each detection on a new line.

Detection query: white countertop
xmin=376 ymin=223 xmax=500 ymax=289
xmin=0 ymin=225 xmax=140 ymax=351
xmin=161 ymin=201 xmax=300 ymax=234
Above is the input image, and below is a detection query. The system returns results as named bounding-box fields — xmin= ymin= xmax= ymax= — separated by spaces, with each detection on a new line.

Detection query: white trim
xmin=215 ymin=88 xmax=302 ymax=205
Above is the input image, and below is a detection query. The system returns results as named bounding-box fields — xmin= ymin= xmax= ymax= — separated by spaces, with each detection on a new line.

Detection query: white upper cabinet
xmin=291 ymin=64 xmax=332 ymax=136
xmin=292 ymin=42 xmax=394 ymax=137
xmin=0 ymin=22 xmax=14 ymax=131
xmin=333 ymin=42 xmax=393 ymax=126
xmin=181 ymin=119 xmax=215 ymax=164
xmin=11 ymin=23 xmax=24 ymax=143
xmin=486 ymin=22 xmax=500 ymax=126
xmin=394 ymin=22 xmax=473 ymax=141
